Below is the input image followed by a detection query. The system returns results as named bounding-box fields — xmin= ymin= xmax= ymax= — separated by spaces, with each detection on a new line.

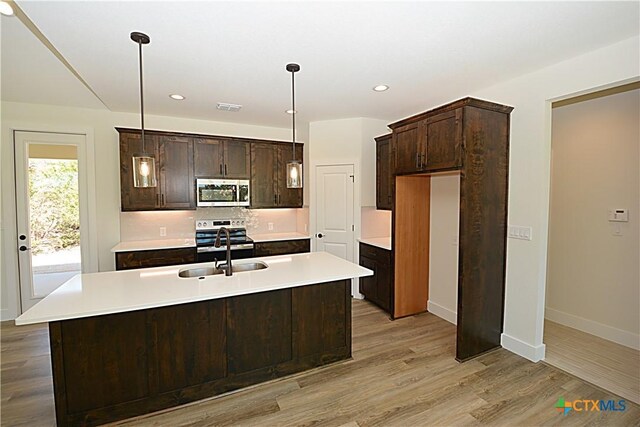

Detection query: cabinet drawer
xmin=253 ymin=239 xmax=310 ymax=257
xmin=359 ymin=243 xmax=391 ymax=263
xmin=115 ymin=248 xmax=197 ymax=270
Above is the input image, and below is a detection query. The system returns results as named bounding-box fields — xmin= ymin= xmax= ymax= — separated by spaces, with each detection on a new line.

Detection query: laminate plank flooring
xmin=2 ymin=301 xmax=639 ymax=426
xmin=544 ymin=319 xmax=640 ymax=404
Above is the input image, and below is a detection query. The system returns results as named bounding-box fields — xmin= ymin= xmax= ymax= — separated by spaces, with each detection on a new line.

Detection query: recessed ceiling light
xmin=285 ymin=109 xmax=297 ymax=114
xmin=169 ymin=94 xmax=185 ymax=100
xmin=0 ymin=1 xmax=14 ymax=16
xmin=373 ymin=85 xmax=389 ymax=92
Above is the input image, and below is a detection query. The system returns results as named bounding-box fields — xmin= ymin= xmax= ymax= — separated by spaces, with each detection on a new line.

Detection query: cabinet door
xmin=424 ymin=109 xmax=463 ymax=171
xmin=119 ymin=132 xmax=159 ymax=211
xmin=223 ymin=140 xmax=251 ymax=179
xmin=115 ymin=248 xmax=197 ymax=270
xmin=250 ymin=143 xmax=278 ymax=208
xmin=376 ymin=135 xmax=392 ymax=210
xmin=194 ymin=138 xmax=224 ymax=177
xmin=276 ymin=143 xmax=303 ymax=208
xmin=158 ymin=136 xmax=195 ymax=209
xmin=392 ymin=122 xmax=423 ymax=174
xmin=359 ymin=255 xmax=377 ymax=301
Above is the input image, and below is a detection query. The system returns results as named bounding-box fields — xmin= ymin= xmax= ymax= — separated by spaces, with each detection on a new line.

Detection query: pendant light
xmin=131 ymin=32 xmax=157 ymax=188
xmin=285 ymin=63 xmax=302 ymax=189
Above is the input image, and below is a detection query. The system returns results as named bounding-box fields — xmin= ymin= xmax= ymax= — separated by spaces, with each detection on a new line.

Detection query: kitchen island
xmin=16 ymin=252 xmax=372 ymax=427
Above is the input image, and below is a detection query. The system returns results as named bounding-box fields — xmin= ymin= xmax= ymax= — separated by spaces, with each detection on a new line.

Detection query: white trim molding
xmin=427 ymin=300 xmax=457 ymax=325
xmin=501 ymin=333 xmax=546 ymax=362
xmin=545 ymin=307 xmax=640 ymax=350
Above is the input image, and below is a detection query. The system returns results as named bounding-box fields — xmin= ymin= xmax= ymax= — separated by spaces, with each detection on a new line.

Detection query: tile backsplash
xmin=120 ymin=208 xmax=309 ymax=241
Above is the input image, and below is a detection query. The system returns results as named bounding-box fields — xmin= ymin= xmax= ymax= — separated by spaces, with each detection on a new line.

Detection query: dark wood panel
xmin=115 ymin=248 xmax=196 ymax=271
xmin=456 ymin=106 xmax=510 ymax=362
xmin=375 ymin=134 xmax=393 ymax=210
xmin=293 ymin=281 xmax=349 ymax=358
xmin=250 ymin=142 xmax=278 ymax=208
xmin=158 ymin=136 xmax=195 ymax=209
xmin=153 ymin=300 xmax=226 ymax=392
xmin=253 ymin=239 xmax=310 ymax=257
xmin=56 ymin=311 xmax=149 ymax=414
xmin=194 ymin=137 xmax=224 ymax=177
xmin=226 ymin=289 xmax=293 ymax=374
xmin=359 ymin=243 xmax=393 ymax=314
xmin=119 ymin=132 xmax=159 ymax=211
xmin=358 ymin=255 xmax=377 ymax=302
xmin=392 ymin=122 xmax=423 ymax=175
xmin=424 ymin=108 xmax=463 ymax=171
xmin=276 ymin=143 xmax=304 ymax=208
xmin=224 ymin=140 xmax=251 ymax=179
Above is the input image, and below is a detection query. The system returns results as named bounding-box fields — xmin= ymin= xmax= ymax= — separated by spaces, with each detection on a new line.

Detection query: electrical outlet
xmin=160 ymin=227 xmax=167 ymax=237
xmin=508 ymin=225 xmax=532 ymax=241
xmin=268 ymin=222 xmax=274 ymax=231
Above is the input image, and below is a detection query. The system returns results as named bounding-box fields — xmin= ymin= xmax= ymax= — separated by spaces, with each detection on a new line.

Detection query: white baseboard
xmin=545 ymin=307 xmax=640 ymax=350
xmin=427 ymin=300 xmax=457 ymax=325
xmin=501 ymin=333 xmax=546 ymax=362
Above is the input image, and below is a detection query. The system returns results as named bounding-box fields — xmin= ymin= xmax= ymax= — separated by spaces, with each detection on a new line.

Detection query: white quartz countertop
xmin=358 ymin=237 xmax=392 ymax=251
xmin=249 ymin=232 xmax=311 ymax=242
xmin=15 ymin=252 xmax=372 ymax=326
xmin=111 ymin=238 xmax=196 ymax=253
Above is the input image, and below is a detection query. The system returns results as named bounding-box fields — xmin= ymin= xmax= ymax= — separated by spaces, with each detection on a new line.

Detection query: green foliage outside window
xmin=29 ymin=159 xmax=80 ymax=255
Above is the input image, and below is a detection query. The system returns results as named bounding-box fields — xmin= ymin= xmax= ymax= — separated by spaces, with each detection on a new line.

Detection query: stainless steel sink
xmin=178 ymin=261 xmax=268 ymax=278
xmin=232 ymin=261 xmax=268 ymax=273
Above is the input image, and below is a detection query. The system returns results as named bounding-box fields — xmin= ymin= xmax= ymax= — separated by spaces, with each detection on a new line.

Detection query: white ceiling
xmin=3 ymin=1 xmax=639 ymax=128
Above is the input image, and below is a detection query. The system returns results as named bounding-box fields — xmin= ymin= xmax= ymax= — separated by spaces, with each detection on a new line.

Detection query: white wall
xmin=1 ymin=101 xmax=293 ymax=319
xmin=428 ymin=173 xmax=460 ymax=325
xmin=465 ymin=36 xmax=640 ymax=361
xmin=546 ymin=89 xmax=639 ymax=349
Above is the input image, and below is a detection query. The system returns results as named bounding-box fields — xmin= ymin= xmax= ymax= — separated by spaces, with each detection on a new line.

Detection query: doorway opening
xmin=544 ymin=83 xmax=640 ymax=404
xmin=14 ymin=131 xmax=93 ymax=312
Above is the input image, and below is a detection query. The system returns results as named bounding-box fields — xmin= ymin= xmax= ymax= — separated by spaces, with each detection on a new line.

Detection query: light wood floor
xmin=2 ymin=301 xmax=639 ymax=426
xmin=544 ymin=319 xmax=640 ymax=405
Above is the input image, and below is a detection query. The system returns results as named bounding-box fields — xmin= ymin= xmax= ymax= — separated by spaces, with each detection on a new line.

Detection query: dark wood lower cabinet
xmin=115 ymin=248 xmax=197 ymax=270
xmin=358 ymin=243 xmax=393 ymax=314
xmin=253 ymin=239 xmax=311 ymax=257
xmin=48 ymin=280 xmax=351 ymax=426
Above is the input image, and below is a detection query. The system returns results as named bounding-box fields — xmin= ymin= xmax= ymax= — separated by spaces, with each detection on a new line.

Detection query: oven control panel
xmin=196 ymin=219 xmax=246 ymax=231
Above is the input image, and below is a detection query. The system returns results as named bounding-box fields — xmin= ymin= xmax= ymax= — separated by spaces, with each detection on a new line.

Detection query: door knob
xmin=19 ymin=234 xmax=26 ymax=240
xmin=19 ymin=245 xmax=30 ymax=252
xmin=317 ymin=233 xmax=324 ymax=239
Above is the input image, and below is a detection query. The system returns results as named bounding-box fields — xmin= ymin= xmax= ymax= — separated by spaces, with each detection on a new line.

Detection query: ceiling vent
xmin=216 ymin=102 xmax=242 ymax=112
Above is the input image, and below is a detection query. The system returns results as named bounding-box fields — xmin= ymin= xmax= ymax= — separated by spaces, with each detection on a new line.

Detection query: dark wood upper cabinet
xmin=158 ymin=136 xmax=195 ymax=209
xmin=251 ymin=142 xmax=303 ymax=208
xmin=392 ymin=122 xmax=423 ymax=174
xmin=375 ymin=134 xmax=393 ymax=210
xmin=276 ymin=143 xmax=304 ymax=208
xmin=119 ymin=132 xmax=159 ymax=210
xmin=424 ymin=108 xmax=463 ymax=171
xmin=194 ymin=137 xmax=224 ymax=177
xmin=194 ymin=138 xmax=250 ymax=179
xmin=250 ymin=142 xmax=278 ymax=208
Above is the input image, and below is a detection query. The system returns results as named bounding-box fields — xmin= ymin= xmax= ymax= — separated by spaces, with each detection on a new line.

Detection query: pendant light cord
xmin=291 ymin=69 xmax=296 ymax=160
xmin=138 ymin=40 xmax=145 ymax=154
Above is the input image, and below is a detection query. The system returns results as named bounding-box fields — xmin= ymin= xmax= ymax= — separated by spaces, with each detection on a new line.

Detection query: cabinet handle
xmin=156 ymin=194 xmax=160 ymax=205
xmin=415 ymin=152 xmax=419 ymax=169
xmin=421 ymin=153 xmax=426 ymax=169
xmin=274 ymin=194 xmax=277 ymax=204
xmin=224 ymin=164 xmax=227 ymax=176
xmin=277 ymin=194 xmax=281 ymax=205
xmin=219 ymin=164 xmax=223 ymax=175
xmin=161 ymin=194 xmax=165 ymax=206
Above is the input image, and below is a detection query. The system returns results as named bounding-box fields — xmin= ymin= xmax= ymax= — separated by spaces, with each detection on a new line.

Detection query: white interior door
xmin=14 ymin=131 xmax=88 ymax=312
xmin=315 ymin=164 xmax=355 ymax=262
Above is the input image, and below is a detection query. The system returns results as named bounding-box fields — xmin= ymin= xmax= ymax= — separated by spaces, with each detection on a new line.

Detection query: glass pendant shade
xmin=132 ymin=155 xmax=157 ymax=188
xmin=286 ymin=159 xmax=303 ymax=189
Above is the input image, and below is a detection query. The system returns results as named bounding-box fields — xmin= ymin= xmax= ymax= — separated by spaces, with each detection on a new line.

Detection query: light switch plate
xmin=508 ymin=225 xmax=532 ymax=241
xmin=608 ymin=209 xmax=629 ymax=222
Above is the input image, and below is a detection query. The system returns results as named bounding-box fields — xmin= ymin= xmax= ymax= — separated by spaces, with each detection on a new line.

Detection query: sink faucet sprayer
xmin=214 ymin=227 xmax=232 ymax=276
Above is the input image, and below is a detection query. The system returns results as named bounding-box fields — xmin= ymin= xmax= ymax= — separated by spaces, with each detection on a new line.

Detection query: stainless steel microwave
xmin=196 ymin=179 xmax=250 ymax=207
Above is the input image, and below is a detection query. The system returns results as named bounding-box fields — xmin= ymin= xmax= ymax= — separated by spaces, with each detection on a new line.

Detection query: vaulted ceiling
xmin=2 ymin=1 xmax=639 ymax=127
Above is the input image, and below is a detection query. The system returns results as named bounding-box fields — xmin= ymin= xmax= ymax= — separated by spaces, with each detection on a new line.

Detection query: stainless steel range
xmin=195 ymin=219 xmax=254 ymax=262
